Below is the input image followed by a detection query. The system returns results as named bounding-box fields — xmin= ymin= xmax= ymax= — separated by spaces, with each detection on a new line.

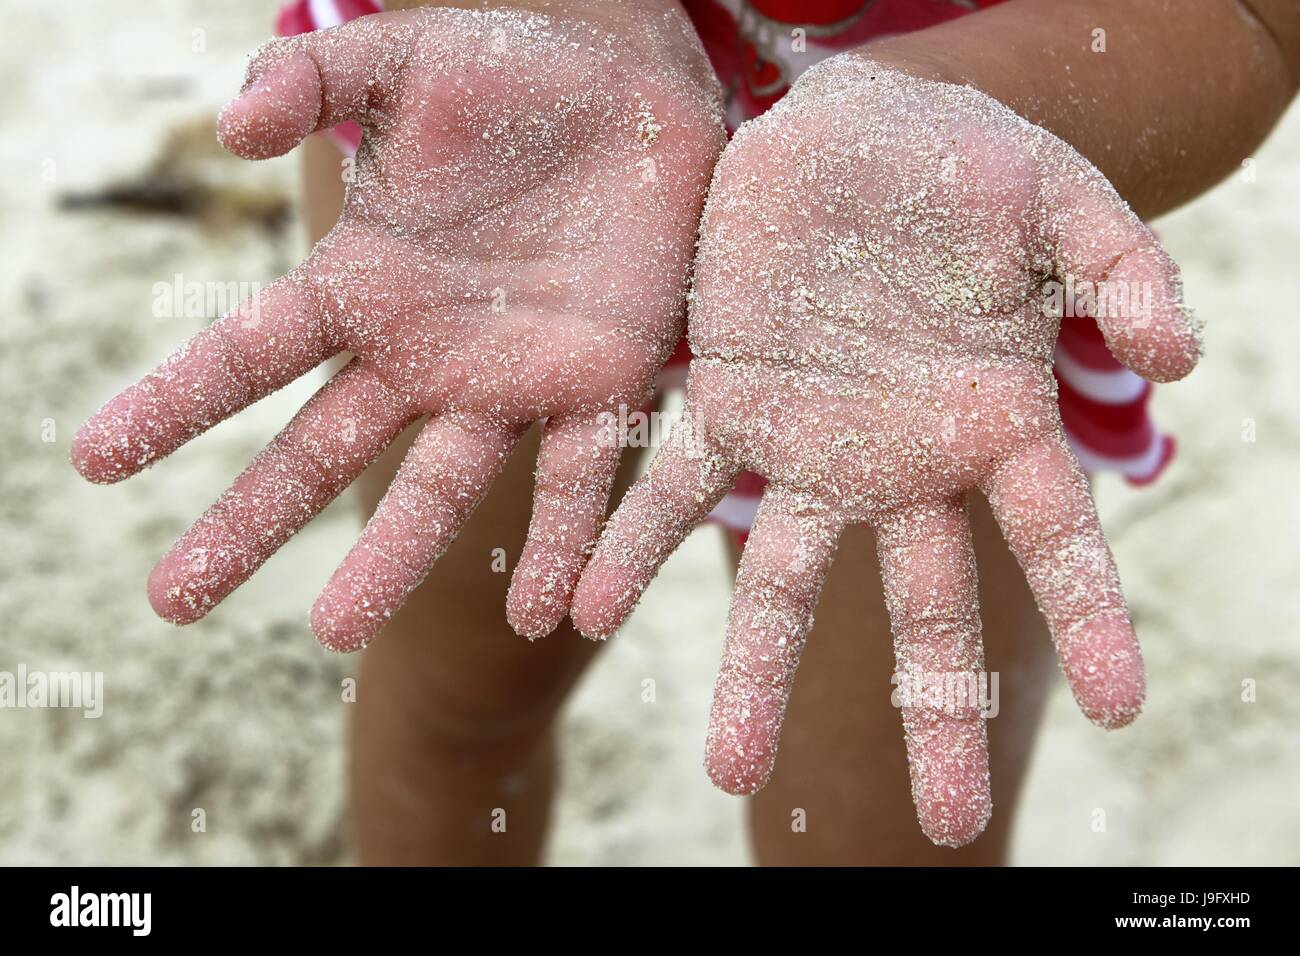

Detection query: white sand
xmin=0 ymin=0 xmax=1295 ymax=864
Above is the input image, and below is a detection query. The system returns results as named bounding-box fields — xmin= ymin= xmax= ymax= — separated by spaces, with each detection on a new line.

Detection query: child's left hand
xmin=573 ymin=55 xmax=1202 ymax=846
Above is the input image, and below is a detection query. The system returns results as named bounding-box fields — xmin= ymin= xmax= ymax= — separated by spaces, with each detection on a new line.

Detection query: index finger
xmin=1041 ymin=166 xmax=1202 ymax=383
xmin=982 ymin=434 xmax=1145 ymax=728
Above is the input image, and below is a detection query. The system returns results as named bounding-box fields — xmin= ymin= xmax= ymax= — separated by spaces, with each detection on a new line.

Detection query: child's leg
xmin=302 ymin=137 xmax=614 ymax=865
xmin=350 ymin=422 xmax=623 ymax=865
xmin=746 ymin=493 xmax=1058 ymax=865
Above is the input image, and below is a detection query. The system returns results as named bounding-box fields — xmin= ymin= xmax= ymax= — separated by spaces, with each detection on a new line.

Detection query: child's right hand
xmin=72 ymin=4 xmax=724 ymax=650
xmin=573 ymin=54 xmax=1202 ymax=846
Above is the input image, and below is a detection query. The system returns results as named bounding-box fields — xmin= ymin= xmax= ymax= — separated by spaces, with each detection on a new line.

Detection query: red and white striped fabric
xmin=1054 ymin=311 xmax=1174 ymax=483
xmin=278 ymin=0 xmax=1174 ymax=544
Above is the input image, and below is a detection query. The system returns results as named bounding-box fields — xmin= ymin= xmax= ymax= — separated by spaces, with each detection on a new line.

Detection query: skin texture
xmin=571 ymin=56 xmax=1203 ymax=847
xmin=71 ymin=5 xmax=724 ymax=650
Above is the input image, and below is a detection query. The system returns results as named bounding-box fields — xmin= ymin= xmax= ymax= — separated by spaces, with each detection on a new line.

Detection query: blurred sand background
xmin=1 ymin=0 xmax=1296 ymax=865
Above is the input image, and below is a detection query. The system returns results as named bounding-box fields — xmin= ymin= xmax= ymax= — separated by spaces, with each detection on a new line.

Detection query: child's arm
xmin=864 ymin=0 xmax=1300 ymax=218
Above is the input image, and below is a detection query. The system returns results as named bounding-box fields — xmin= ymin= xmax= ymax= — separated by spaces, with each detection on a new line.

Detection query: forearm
xmin=860 ymin=0 xmax=1300 ymax=219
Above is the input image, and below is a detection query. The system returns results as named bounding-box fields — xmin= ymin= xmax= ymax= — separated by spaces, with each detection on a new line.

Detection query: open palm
xmin=73 ymin=5 xmax=723 ymax=649
xmin=573 ymin=57 xmax=1201 ymax=846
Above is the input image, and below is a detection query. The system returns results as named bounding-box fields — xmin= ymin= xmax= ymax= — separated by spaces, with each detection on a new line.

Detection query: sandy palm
xmin=72 ymin=6 xmax=723 ymax=649
xmin=573 ymin=56 xmax=1202 ymax=846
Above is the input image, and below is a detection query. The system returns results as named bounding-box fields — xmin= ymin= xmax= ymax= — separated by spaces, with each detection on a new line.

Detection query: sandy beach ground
xmin=1 ymin=0 xmax=1296 ymax=865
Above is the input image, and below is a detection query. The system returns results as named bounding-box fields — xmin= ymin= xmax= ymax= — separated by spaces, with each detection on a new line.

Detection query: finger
xmin=705 ymin=489 xmax=840 ymax=795
xmin=506 ymin=413 xmax=623 ymax=640
xmin=72 ymin=275 xmax=332 ymax=484
xmin=1043 ymin=171 xmax=1202 ymax=382
xmin=312 ymin=413 xmax=523 ymax=651
xmin=218 ymin=14 xmax=410 ymax=160
xmin=147 ymin=361 xmax=413 ymax=624
xmin=983 ymin=434 xmax=1144 ymax=728
xmin=570 ymin=413 xmax=738 ymax=640
xmin=876 ymin=498 xmax=991 ymax=848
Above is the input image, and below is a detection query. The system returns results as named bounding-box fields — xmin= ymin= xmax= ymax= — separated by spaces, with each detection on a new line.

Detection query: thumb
xmin=1042 ymin=171 xmax=1203 ymax=383
xmin=218 ymin=13 xmax=408 ymax=160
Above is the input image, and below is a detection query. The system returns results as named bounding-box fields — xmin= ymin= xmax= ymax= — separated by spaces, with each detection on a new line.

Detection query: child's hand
xmin=72 ymin=5 xmax=723 ymax=649
xmin=573 ymin=56 xmax=1202 ymax=846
